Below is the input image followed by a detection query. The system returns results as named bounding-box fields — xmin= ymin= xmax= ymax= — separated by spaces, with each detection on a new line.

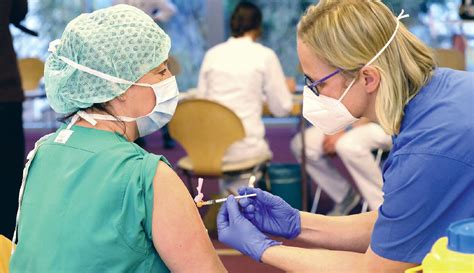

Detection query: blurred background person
xmin=197 ymin=1 xmax=293 ymax=194
xmin=0 ymin=0 xmax=28 ymax=238
xmin=291 ymin=120 xmax=391 ymax=215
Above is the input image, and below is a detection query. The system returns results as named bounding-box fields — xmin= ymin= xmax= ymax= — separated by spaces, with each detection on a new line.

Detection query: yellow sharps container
xmin=406 ymin=218 xmax=474 ymax=273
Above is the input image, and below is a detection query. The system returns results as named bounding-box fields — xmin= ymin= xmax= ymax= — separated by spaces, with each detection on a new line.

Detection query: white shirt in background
xmin=197 ymin=36 xmax=293 ymax=163
xmin=113 ymin=0 xmax=177 ymax=22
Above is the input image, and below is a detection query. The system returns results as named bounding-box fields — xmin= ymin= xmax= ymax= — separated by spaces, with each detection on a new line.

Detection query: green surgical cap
xmin=45 ymin=4 xmax=171 ymax=114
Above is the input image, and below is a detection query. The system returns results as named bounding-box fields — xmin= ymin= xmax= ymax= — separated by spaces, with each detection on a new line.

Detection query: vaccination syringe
xmin=196 ymin=193 xmax=257 ymax=208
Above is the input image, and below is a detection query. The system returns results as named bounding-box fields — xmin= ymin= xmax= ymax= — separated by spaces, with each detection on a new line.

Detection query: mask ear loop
xmin=338 ymin=9 xmax=409 ymax=102
xmin=338 ymin=77 xmax=357 ymax=102
xmin=365 ymin=9 xmax=409 ymax=68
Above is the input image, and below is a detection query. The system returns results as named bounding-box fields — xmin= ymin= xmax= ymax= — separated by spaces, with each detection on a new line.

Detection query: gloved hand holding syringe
xmin=194 ymin=175 xmax=257 ymax=208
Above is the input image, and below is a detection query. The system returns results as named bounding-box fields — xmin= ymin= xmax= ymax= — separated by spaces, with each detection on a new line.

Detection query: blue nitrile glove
xmin=217 ymin=195 xmax=281 ymax=262
xmin=238 ymin=187 xmax=301 ymax=239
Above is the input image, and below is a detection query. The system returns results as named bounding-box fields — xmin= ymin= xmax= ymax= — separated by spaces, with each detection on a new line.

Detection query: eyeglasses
xmin=304 ymin=68 xmax=342 ymax=96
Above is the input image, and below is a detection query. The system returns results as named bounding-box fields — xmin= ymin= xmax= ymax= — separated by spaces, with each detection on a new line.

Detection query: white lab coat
xmin=291 ymin=123 xmax=392 ymax=210
xmin=113 ymin=0 xmax=177 ymax=22
xmin=197 ymin=37 xmax=292 ymax=163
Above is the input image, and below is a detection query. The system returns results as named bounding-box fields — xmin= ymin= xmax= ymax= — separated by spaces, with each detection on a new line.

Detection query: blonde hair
xmin=297 ymin=0 xmax=435 ymax=135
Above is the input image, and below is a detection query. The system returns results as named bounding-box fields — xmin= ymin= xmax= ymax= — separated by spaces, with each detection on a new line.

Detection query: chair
xmin=168 ymin=99 xmax=271 ymax=195
xmin=17 ymin=58 xmax=45 ymax=95
xmin=18 ymin=58 xmax=56 ymax=129
xmin=0 ymin=235 xmax=14 ymax=273
xmin=433 ymin=48 xmax=466 ymax=70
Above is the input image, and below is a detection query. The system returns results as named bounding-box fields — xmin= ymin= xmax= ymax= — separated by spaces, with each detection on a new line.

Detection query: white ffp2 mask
xmin=303 ymin=80 xmax=358 ymax=135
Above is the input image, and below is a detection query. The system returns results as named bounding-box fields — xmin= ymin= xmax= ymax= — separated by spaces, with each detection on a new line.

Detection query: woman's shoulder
xmin=98 ymin=141 xmax=168 ymax=166
xmin=405 ymin=68 xmax=472 ymax=120
xmin=426 ymin=68 xmax=473 ymax=93
xmin=35 ymin=127 xmax=170 ymax=170
xmin=254 ymin=43 xmax=278 ymax=57
xmin=395 ymin=68 xmax=474 ymax=163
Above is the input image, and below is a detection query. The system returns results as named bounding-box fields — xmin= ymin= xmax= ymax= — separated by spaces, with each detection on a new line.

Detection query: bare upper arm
xmin=364 ymin=246 xmax=418 ymax=273
xmin=152 ymin=162 xmax=227 ymax=273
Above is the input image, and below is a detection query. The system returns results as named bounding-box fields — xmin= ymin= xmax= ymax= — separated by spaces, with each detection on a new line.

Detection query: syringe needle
xmin=196 ymin=193 xmax=257 ymax=207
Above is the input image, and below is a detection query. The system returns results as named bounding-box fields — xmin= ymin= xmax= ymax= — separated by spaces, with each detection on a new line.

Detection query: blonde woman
xmin=217 ymin=0 xmax=474 ymax=272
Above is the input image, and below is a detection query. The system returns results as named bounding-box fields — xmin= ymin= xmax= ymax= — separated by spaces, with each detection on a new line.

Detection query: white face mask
xmin=303 ymin=79 xmax=358 ymax=135
xmin=302 ymin=10 xmax=409 ymax=135
xmin=53 ymin=53 xmax=179 ymax=137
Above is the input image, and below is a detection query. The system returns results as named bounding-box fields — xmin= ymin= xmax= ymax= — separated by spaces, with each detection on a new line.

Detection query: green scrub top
xmin=10 ymin=125 xmax=170 ymax=273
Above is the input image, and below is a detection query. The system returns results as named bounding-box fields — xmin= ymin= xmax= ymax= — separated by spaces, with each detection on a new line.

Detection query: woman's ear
xmin=361 ymin=66 xmax=380 ymax=94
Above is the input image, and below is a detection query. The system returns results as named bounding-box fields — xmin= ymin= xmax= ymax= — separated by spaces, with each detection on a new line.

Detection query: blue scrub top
xmin=371 ymin=68 xmax=474 ymax=263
